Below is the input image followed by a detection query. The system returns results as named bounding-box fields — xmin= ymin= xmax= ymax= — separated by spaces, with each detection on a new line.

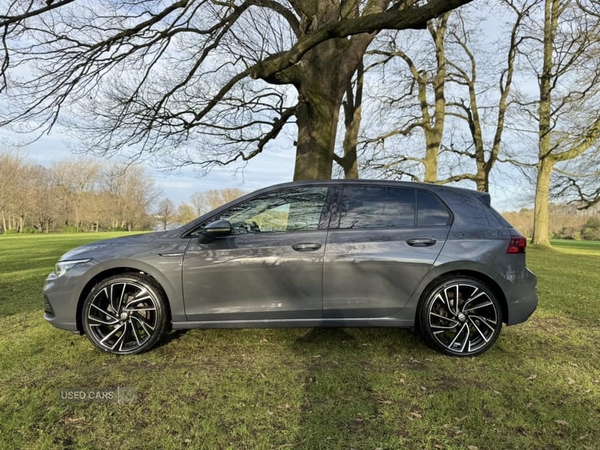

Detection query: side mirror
xmin=202 ymin=219 xmax=232 ymax=240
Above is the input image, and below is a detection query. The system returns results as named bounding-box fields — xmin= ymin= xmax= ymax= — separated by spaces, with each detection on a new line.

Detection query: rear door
xmin=323 ymin=186 xmax=451 ymax=318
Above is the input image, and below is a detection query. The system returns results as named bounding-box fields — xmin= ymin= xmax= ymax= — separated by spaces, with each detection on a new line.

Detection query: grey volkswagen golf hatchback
xmin=44 ymin=180 xmax=537 ymax=356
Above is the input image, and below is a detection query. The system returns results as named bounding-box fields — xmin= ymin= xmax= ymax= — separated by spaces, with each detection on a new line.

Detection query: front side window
xmin=216 ymin=187 xmax=328 ymax=234
xmin=339 ymin=186 xmax=416 ymax=229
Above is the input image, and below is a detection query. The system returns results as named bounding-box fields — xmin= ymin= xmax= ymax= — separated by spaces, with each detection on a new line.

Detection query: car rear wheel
xmin=418 ymin=277 xmax=503 ymax=357
xmin=81 ymin=274 xmax=169 ymax=355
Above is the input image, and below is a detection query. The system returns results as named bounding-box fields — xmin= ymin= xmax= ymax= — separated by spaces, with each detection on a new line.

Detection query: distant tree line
xmin=0 ymin=151 xmax=158 ymax=233
xmin=0 ymin=150 xmax=249 ymax=234
xmin=4 ymin=149 xmax=598 ymax=239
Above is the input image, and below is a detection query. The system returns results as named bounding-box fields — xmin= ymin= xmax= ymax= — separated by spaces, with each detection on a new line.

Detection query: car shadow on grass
xmin=155 ymin=329 xmax=189 ymax=350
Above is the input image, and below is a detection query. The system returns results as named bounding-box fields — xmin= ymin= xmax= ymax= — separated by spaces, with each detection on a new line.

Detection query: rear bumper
xmin=505 ymin=268 xmax=538 ymax=325
xmin=506 ymin=293 xmax=538 ymax=325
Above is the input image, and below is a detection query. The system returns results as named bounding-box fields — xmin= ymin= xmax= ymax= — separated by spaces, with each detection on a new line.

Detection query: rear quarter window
xmin=485 ymin=202 xmax=514 ymax=228
xmin=434 ymin=188 xmax=505 ymax=228
xmin=417 ymin=190 xmax=451 ymax=226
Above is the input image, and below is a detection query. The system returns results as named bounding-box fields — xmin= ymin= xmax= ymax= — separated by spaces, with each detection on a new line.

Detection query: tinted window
xmin=217 ymin=187 xmax=328 ymax=234
xmin=339 ymin=187 xmax=415 ymax=229
xmin=417 ymin=190 xmax=451 ymax=226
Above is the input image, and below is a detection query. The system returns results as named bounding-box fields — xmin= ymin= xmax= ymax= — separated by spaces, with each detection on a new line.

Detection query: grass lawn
xmin=0 ymin=234 xmax=599 ymax=450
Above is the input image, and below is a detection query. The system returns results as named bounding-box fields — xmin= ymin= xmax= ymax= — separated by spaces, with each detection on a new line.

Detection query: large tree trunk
xmin=532 ymin=158 xmax=553 ymax=246
xmin=338 ymin=59 xmax=364 ymax=179
xmin=292 ymin=19 xmax=374 ymax=181
xmin=475 ymin=155 xmax=489 ymax=192
xmin=423 ymin=142 xmax=439 ymax=182
xmin=294 ymin=91 xmax=342 ymax=180
xmin=475 ymin=177 xmax=487 ymax=193
xmin=531 ymin=0 xmax=559 ymax=247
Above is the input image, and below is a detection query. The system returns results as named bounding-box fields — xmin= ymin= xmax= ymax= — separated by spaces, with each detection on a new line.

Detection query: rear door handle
xmin=406 ymin=238 xmax=437 ymax=247
xmin=292 ymin=242 xmax=322 ymax=252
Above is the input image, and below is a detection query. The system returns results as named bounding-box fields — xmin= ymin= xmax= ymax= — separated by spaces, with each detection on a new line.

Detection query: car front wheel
xmin=418 ymin=277 xmax=503 ymax=357
xmin=81 ymin=274 xmax=169 ymax=355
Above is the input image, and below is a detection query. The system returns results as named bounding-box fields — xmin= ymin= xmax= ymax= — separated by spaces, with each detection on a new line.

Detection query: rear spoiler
xmin=479 ymin=193 xmax=492 ymax=207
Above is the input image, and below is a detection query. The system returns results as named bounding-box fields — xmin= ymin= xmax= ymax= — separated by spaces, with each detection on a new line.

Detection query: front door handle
xmin=292 ymin=242 xmax=322 ymax=252
xmin=406 ymin=238 xmax=437 ymax=247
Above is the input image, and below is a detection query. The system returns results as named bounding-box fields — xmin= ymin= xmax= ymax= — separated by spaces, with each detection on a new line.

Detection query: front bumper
xmin=43 ymin=269 xmax=88 ymax=333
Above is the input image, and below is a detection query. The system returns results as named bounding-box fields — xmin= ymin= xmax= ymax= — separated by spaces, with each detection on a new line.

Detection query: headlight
xmin=55 ymin=259 xmax=91 ymax=278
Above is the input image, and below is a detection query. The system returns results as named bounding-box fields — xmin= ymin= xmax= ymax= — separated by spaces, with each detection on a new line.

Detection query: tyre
xmin=81 ymin=274 xmax=169 ymax=355
xmin=418 ymin=277 xmax=503 ymax=357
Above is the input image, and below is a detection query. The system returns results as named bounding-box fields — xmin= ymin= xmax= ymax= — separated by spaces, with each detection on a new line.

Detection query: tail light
xmin=507 ymin=234 xmax=527 ymax=254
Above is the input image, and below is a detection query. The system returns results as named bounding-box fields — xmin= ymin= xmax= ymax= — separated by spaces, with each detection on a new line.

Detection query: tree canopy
xmin=0 ymin=0 xmax=473 ymax=179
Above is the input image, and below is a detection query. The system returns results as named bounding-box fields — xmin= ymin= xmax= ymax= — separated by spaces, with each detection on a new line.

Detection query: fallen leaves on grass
xmin=64 ymin=417 xmax=85 ymax=424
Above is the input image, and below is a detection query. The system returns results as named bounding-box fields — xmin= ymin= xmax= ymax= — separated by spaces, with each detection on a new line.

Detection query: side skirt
xmin=172 ymin=318 xmax=415 ymax=330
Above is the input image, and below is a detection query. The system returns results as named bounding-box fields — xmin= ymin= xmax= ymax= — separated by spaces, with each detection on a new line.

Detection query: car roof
xmin=258 ymin=179 xmax=488 ymax=198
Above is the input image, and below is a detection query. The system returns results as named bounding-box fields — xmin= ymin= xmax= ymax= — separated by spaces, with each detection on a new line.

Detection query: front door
xmin=183 ymin=186 xmax=330 ymax=321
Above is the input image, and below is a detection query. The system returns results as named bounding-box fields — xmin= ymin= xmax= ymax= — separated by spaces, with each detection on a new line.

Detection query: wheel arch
xmin=76 ymin=267 xmax=172 ymax=333
xmin=418 ymin=268 xmax=508 ymax=325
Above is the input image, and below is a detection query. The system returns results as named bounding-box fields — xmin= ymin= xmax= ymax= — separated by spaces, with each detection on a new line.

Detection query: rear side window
xmin=417 ymin=190 xmax=451 ymax=226
xmin=339 ymin=187 xmax=415 ymax=228
xmin=485 ymin=202 xmax=513 ymax=228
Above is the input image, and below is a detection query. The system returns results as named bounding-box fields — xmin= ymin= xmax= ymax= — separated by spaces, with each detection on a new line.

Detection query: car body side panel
xmin=322 ymin=226 xmax=450 ymax=318
xmin=428 ymin=187 xmax=538 ymax=324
